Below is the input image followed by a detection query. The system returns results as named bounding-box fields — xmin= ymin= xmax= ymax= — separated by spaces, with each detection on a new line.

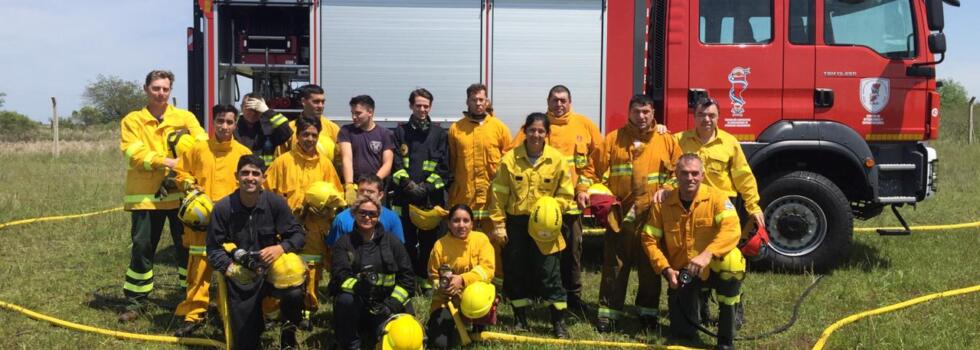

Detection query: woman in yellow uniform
xmin=426 ymin=204 xmax=496 ymax=349
xmin=490 ymin=112 xmax=575 ymax=338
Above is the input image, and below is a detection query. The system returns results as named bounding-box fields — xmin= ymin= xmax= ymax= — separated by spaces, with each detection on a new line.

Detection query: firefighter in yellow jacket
xmin=594 ymin=94 xmax=682 ymax=332
xmin=675 ymin=98 xmax=763 ymax=230
xmin=118 ymin=70 xmax=208 ymax=322
xmin=278 ymin=84 xmax=341 ymax=163
xmin=448 ymin=83 xmax=512 ymax=284
xmin=172 ymin=104 xmax=252 ymax=336
xmin=511 ymin=85 xmax=602 ymax=314
xmin=491 ymin=112 xmax=575 ymax=338
xmin=265 ymin=115 xmax=343 ymax=329
xmin=641 ymin=154 xmax=744 ymax=350
xmin=426 ymin=204 xmax=496 ymax=349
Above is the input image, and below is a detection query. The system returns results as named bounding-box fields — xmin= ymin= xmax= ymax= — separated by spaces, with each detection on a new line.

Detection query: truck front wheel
xmin=759 ymin=171 xmax=853 ymax=272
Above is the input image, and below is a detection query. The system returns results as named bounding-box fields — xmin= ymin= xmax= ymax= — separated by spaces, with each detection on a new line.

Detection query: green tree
xmin=938 ymin=78 xmax=969 ymax=107
xmin=70 ymin=106 xmax=108 ymax=126
xmin=0 ymin=110 xmax=38 ymax=141
xmin=0 ymin=92 xmax=6 ymax=108
xmin=82 ymin=75 xmax=145 ymax=123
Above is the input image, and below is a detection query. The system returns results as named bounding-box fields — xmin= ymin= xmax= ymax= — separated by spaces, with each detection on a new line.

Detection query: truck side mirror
xmin=929 ymin=32 xmax=946 ymax=54
xmin=926 ymin=0 xmax=944 ymax=31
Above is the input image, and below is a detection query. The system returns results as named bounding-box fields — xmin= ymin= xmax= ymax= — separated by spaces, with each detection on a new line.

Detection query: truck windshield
xmin=824 ymin=0 xmax=917 ymax=59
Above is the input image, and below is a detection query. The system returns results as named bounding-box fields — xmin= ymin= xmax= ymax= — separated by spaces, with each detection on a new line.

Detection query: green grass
xmin=1 ymin=119 xmax=979 ymax=349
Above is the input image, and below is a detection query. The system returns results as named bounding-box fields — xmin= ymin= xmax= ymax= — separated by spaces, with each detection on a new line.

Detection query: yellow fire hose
xmin=811 ymin=283 xmax=980 ymax=350
xmin=0 ymin=206 xmax=123 ymax=230
xmin=0 ymin=300 xmax=225 ymax=348
xmin=2 ymin=207 xmax=980 ymax=349
xmin=473 ymin=331 xmax=704 ymax=349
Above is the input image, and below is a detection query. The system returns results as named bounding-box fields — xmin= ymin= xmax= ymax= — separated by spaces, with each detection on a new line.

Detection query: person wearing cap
xmin=206 ymin=154 xmax=306 ymax=350
xmin=489 ymin=112 xmax=575 ymax=338
xmin=264 ymin=115 xmax=343 ymax=330
xmin=641 ymin=153 xmax=744 ymax=350
xmin=171 ymin=104 xmax=253 ymax=337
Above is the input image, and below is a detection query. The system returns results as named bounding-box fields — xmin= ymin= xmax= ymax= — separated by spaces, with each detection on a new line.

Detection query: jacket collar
xmin=547 ymin=109 xmax=574 ymax=125
xmin=666 ymin=185 xmax=711 ymax=210
xmin=514 ymin=143 xmax=553 ymax=167
xmin=623 ymin=121 xmax=653 ymax=142
xmin=230 ymin=189 xmax=271 ymax=214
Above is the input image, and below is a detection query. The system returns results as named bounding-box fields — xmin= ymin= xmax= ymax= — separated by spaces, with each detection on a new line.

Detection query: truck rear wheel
xmin=759 ymin=171 xmax=852 ymax=272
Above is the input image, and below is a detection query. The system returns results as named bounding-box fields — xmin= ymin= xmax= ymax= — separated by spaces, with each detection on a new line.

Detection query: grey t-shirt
xmin=338 ymin=124 xmax=395 ymax=181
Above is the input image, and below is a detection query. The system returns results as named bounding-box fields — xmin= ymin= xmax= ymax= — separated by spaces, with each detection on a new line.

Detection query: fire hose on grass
xmin=1 ymin=207 xmax=979 ymax=349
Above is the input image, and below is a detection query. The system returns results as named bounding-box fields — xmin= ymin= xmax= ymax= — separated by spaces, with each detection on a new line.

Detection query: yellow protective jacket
xmin=264 ymin=146 xmax=343 ymax=211
xmin=511 ymin=110 xmax=603 ymax=212
xmin=173 ymin=138 xmax=252 ymax=201
xmin=448 ymin=114 xmax=512 ymax=220
xmin=278 ymin=115 xmax=340 ymax=162
xmin=490 ymin=144 xmax=575 ymax=226
xmin=120 ymin=105 xmax=207 ymax=210
xmin=597 ymin=122 xmax=682 ymax=212
xmin=640 ymin=185 xmax=740 ymax=279
xmin=676 ymin=129 xmax=761 ymax=214
xmin=427 ymin=230 xmax=495 ymax=312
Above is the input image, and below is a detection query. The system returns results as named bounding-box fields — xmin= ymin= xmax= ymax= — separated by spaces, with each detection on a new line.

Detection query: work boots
xmin=174 ymin=321 xmax=203 ymax=337
xmin=279 ymin=324 xmax=298 ymax=350
xmin=550 ymin=306 xmax=569 ymax=339
xmin=595 ymin=317 xmax=616 ymax=333
xmin=512 ymin=306 xmax=530 ymax=332
xmin=566 ymin=293 xmax=588 ymax=319
xmin=716 ymin=303 xmax=737 ymax=350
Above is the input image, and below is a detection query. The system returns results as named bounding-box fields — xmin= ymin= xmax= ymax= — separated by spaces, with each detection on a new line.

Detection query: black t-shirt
xmin=338 ymin=124 xmax=395 ymax=180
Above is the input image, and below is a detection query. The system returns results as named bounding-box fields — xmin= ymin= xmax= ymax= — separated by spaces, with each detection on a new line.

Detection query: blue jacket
xmin=326 ymin=207 xmax=404 ymax=246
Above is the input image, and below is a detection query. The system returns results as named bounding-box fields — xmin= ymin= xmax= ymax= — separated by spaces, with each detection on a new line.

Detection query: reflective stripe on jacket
xmin=676 ymin=129 xmax=762 ymax=214
xmin=490 ymin=144 xmax=575 ymax=226
xmin=120 ymin=105 xmax=207 ymax=210
xmin=173 ymin=138 xmax=252 ymax=201
xmin=448 ymin=114 xmax=512 ymax=219
xmin=640 ymin=185 xmax=740 ymax=280
xmin=597 ymin=123 xmax=682 ymax=212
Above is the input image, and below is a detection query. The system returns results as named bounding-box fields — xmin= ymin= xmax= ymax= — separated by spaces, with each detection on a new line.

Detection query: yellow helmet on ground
xmin=166 ymin=129 xmax=197 ymax=158
xmin=528 ymin=196 xmax=565 ymax=255
xmin=178 ymin=190 xmax=213 ymax=231
xmin=460 ymin=281 xmax=496 ymax=319
xmin=267 ymin=253 xmax=307 ymax=289
xmin=408 ymin=205 xmax=448 ymax=231
xmin=709 ymin=249 xmax=747 ymax=281
xmin=304 ymin=181 xmax=346 ymax=213
xmin=380 ymin=314 xmax=424 ymax=350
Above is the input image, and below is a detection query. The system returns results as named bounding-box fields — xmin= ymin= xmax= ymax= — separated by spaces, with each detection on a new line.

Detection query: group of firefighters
xmin=116 ymin=69 xmax=765 ymax=350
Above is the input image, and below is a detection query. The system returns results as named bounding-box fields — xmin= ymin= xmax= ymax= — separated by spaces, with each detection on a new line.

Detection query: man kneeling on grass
xmin=206 ymin=155 xmax=306 ymax=350
xmin=641 ymin=153 xmax=746 ymax=350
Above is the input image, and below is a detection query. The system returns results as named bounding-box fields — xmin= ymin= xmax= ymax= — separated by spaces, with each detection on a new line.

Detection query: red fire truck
xmin=187 ymin=0 xmax=956 ymax=271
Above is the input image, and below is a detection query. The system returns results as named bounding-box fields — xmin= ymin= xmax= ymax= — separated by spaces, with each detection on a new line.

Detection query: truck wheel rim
xmin=765 ymin=195 xmax=827 ymax=257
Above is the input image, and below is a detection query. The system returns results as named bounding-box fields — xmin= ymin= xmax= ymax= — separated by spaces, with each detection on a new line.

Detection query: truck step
xmin=877 ymin=163 xmax=916 ymax=171
xmin=877 ymin=196 xmax=916 ymax=204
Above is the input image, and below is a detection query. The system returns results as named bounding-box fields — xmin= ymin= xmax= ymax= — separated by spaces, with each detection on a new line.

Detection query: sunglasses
xmin=357 ymin=210 xmax=379 ymax=219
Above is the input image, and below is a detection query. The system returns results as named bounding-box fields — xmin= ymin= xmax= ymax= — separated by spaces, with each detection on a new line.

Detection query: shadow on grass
xmin=835 ymin=240 xmax=891 ymax=272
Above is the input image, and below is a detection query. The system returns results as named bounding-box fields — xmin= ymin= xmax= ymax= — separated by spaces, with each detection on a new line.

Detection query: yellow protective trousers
xmin=175 ymin=227 xmax=211 ymax=323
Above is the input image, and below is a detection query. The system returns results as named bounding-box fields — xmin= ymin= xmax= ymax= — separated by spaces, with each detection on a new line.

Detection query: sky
xmin=0 ymin=0 xmax=977 ymax=122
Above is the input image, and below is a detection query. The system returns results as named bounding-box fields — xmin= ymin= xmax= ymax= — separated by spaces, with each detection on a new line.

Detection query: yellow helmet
xmin=528 ymin=196 xmax=566 ymax=255
xmin=166 ymin=129 xmax=197 ymax=158
xmin=178 ymin=190 xmax=213 ymax=231
xmin=304 ymin=181 xmax=346 ymax=213
xmin=709 ymin=249 xmax=747 ymax=281
xmin=460 ymin=281 xmax=496 ymax=319
xmin=267 ymin=253 xmax=307 ymax=289
xmin=587 ymin=183 xmax=614 ymax=196
xmin=380 ymin=314 xmax=424 ymax=350
xmin=408 ymin=205 xmax=448 ymax=231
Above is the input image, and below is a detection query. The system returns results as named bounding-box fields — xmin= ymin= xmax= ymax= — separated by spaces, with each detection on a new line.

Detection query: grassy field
xmin=1 ymin=115 xmax=979 ymax=349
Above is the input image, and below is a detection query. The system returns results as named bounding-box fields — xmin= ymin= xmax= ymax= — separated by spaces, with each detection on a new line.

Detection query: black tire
xmin=758 ymin=171 xmax=852 ymax=272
